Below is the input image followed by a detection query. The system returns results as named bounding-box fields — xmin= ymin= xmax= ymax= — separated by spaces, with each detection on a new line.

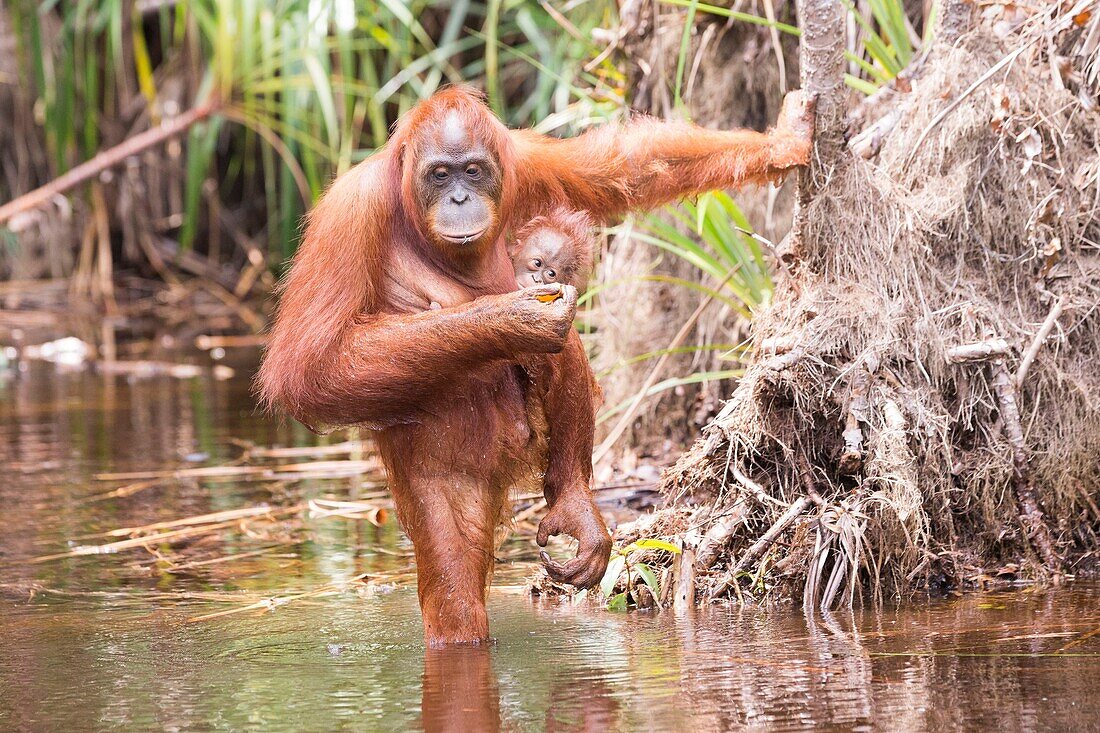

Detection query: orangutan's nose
xmin=451 ymin=189 xmax=469 ymax=204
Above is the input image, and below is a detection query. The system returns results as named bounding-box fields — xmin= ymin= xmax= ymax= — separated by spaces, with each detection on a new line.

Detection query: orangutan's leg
xmin=391 ymin=474 xmax=505 ymax=646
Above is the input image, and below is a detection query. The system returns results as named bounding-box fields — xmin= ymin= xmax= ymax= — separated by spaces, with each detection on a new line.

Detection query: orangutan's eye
xmin=544 ymin=269 xmax=557 ymax=280
xmin=432 ymin=167 xmax=449 ymax=181
xmin=465 ymin=164 xmax=481 ymax=179
xmin=532 ymin=258 xmax=542 ymax=268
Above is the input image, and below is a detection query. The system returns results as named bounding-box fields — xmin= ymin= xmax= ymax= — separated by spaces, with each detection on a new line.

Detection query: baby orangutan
xmin=510 ymin=208 xmax=595 ymax=293
xmin=429 ymin=208 xmax=595 ymax=311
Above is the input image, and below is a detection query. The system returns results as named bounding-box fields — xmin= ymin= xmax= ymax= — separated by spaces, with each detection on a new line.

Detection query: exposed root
xmin=990 ymin=359 xmax=1063 ymax=576
xmin=648 ymin=13 xmax=1100 ymax=606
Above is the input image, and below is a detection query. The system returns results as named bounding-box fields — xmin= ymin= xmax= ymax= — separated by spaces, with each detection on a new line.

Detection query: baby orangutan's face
xmin=513 ymin=229 xmax=573 ymax=289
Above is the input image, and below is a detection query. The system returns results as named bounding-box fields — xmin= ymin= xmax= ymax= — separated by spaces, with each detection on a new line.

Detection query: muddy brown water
xmin=2 ymin=361 xmax=1099 ymax=732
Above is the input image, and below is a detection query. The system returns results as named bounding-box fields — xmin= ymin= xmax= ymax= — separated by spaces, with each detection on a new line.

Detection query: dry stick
xmin=946 ymin=338 xmax=1010 ymax=362
xmin=95 ymin=505 xmax=286 ymax=538
xmin=731 ymin=464 xmax=790 ymax=508
xmin=94 ymin=459 xmax=379 ymax=481
xmin=196 ymin=334 xmax=269 ymax=350
xmin=673 ymin=546 xmax=697 ymax=612
xmin=709 ymin=496 xmax=813 ymax=599
xmin=31 ymin=517 xmax=261 ymax=563
xmin=1055 ymin=625 xmax=1100 ymax=653
xmin=186 ymin=573 xmax=369 ymax=623
xmin=761 ymin=0 xmax=788 ymax=93
xmin=802 ymin=525 xmax=828 ymax=612
xmin=0 ymin=100 xmax=218 ymax=226
xmin=1016 ymin=297 xmax=1065 ymax=387
xmin=166 ymin=546 xmax=287 ymax=572
xmin=592 ymin=266 xmax=739 ymax=465
xmin=694 ymin=501 xmax=751 ymax=570
xmin=82 ymin=478 xmax=161 ymax=503
xmin=193 ymin=276 xmax=266 ymax=333
xmin=990 ymin=360 xmax=1063 ymax=575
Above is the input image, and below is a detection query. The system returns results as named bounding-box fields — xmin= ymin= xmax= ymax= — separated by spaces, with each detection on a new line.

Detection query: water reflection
xmin=2 ymin=362 xmax=1099 ymax=731
xmin=3 ymin=586 xmax=1099 ymax=731
xmin=422 ymin=647 xmax=501 ymax=732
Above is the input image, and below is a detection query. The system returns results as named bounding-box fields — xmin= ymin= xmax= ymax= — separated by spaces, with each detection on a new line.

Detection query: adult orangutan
xmin=258 ymin=86 xmax=813 ymax=646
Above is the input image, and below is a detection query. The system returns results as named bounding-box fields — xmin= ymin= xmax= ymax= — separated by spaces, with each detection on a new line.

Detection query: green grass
xmin=633 ymin=191 xmax=774 ymax=320
xmin=661 ymin=0 xmax=927 ymax=94
xmin=11 ymin=0 xmax=618 ymax=262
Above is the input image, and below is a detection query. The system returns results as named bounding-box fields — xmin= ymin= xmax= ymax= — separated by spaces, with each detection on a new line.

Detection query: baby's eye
xmin=531 ymin=258 xmax=542 ymax=268
xmin=544 ymin=269 xmax=557 ymax=280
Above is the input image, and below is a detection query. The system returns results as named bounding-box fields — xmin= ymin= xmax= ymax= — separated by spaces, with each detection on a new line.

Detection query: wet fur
xmin=256 ymin=86 xmax=810 ymax=645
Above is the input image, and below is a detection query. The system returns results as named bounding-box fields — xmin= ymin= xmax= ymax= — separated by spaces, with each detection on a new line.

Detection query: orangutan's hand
xmin=537 ymin=495 xmax=612 ymax=589
xmin=776 ymin=89 xmax=816 ymax=146
xmin=768 ymin=90 xmax=817 ymax=176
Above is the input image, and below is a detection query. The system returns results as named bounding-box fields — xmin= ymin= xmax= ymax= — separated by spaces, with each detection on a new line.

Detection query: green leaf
xmin=634 ymin=539 xmax=682 ymax=554
xmin=845 ymin=74 xmax=881 ymax=97
xmin=673 ymin=0 xmax=699 ymax=110
xmin=600 ymin=554 xmax=627 ymax=598
xmin=635 ymin=563 xmax=661 ymax=598
xmin=695 ymin=191 xmax=712 ymax=235
xmin=607 ymin=592 xmax=628 ymax=612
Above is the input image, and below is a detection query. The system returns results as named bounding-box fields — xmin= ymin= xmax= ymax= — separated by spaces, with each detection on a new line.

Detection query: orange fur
xmin=513 ymin=207 xmax=595 ymax=291
xmin=256 ymin=86 xmax=810 ymax=645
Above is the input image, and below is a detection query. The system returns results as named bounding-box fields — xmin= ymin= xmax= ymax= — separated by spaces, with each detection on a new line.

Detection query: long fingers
xmin=536 ymin=515 xmax=559 ymax=546
xmin=539 ymin=541 xmax=610 ymax=589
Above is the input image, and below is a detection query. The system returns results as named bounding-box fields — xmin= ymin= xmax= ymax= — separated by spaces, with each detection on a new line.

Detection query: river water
xmin=2 ymin=361 xmax=1098 ymax=732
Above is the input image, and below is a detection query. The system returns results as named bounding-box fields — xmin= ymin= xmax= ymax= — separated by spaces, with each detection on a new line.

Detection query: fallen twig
xmin=694 ymin=504 xmax=749 ymax=570
xmin=93 ymin=459 xmax=380 ymax=482
xmin=709 ymin=496 xmax=812 ymax=599
xmin=1016 ymin=297 xmax=1064 ymax=387
xmin=0 ymin=101 xmax=219 ymax=227
xmin=186 ymin=574 xmax=369 ymax=623
xmin=673 ymin=546 xmax=697 ymax=612
xmin=307 ymin=498 xmax=389 ymax=525
xmin=30 ymin=510 xmax=293 ymax=563
xmin=946 ymin=338 xmax=1011 ymax=362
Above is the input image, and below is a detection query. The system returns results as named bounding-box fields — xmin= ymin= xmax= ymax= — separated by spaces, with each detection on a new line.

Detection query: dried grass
xmin=593 ymin=5 xmax=797 ymax=458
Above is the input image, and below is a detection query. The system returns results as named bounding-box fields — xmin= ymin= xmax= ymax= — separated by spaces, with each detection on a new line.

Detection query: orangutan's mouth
xmin=439 ymin=229 xmax=486 ymax=245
